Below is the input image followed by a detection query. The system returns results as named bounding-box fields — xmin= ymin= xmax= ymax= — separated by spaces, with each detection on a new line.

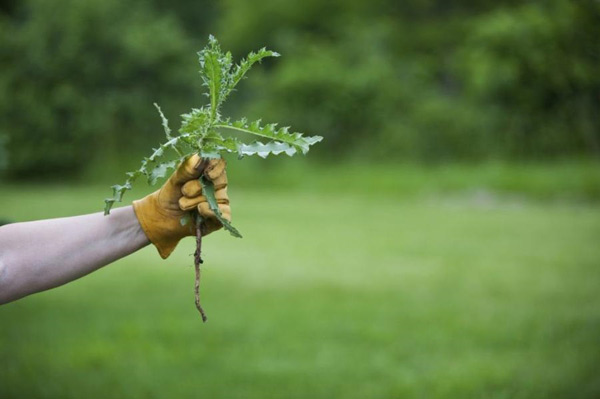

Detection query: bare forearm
xmin=0 ymin=206 xmax=149 ymax=304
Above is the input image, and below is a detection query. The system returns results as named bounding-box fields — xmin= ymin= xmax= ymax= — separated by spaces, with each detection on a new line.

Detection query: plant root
xmin=194 ymin=216 xmax=207 ymax=322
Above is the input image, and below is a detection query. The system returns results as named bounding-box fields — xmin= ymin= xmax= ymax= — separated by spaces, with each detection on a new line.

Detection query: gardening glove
xmin=132 ymin=155 xmax=231 ymax=259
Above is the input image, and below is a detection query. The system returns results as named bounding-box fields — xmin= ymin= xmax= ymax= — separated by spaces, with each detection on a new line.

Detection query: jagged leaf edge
xmin=154 ymin=103 xmax=172 ymax=140
xmin=215 ymin=119 xmax=323 ymax=155
xmin=104 ymin=136 xmax=191 ymax=215
xmin=198 ymin=35 xmax=232 ymax=122
xmin=227 ymin=47 xmax=280 ymax=97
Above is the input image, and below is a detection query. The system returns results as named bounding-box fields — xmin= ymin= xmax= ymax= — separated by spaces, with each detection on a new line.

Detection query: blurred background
xmin=1 ymin=0 xmax=599 ymax=398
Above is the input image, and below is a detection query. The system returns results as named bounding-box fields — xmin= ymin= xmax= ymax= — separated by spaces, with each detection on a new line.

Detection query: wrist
xmin=109 ymin=205 xmax=150 ymax=250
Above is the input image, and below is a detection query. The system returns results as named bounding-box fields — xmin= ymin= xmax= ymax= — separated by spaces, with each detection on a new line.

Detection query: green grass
xmin=1 ymin=167 xmax=600 ymax=399
xmin=84 ymin=157 xmax=600 ymax=202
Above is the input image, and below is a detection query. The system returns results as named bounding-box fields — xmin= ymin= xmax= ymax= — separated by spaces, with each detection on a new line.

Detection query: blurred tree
xmin=216 ymin=0 xmax=600 ymax=161
xmin=457 ymin=0 xmax=600 ymax=158
xmin=0 ymin=134 xmax=7 ymax=171
xmin=149 ymin=0 xmax=216 ymax=38
xmin=0 ymin=0 xmax=198 ymax=177
xmin=0 ymin=0 xmax=598 ymax=177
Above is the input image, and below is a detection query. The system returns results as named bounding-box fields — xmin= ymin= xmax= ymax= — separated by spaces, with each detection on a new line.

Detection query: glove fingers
xmin=214 ymin=186 xmax=229 ymax=202
xmin=204 ymin=159 xmax=226 ymax=180
xmin=198 ymin=202 xmax=231 ymax=221
xmin=167 ymin=155 xmax=224 ymax=188
xmin=219 ymin=204 xmax=231 ymax=221
xmin=181 ymin=180 xmax=203 ymax=197
xmin=211 ymin=172 xmax=228 ymax=190
xmin=181 ymin=180 xmax=228 ymax=201
xmin=179 ymin=195 xmax=207 ymax=211
xmin=181 ymin=169 xmax=228 ymax=198
xmin=202 ymin=218 xmax=223 ymax=235
xmin=170 ymin=154 xmax=204 ymax=186
xmin=179 ymin=193 xmax=229 ymax=211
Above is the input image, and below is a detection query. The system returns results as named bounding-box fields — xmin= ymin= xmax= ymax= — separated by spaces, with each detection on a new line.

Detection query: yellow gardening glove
xmin=132 ymin=155 xmax=231 ymax=259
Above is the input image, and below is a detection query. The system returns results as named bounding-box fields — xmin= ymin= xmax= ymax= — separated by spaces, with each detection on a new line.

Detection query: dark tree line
xmin=1 ymin=0 xmax=598 ymax=176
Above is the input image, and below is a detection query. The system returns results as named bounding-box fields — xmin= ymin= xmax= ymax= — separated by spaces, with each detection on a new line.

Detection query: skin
xmin=0 ymin=206 xmax=149 ymax=304
xmin=0 ymin=156 xmax=230 ymax=306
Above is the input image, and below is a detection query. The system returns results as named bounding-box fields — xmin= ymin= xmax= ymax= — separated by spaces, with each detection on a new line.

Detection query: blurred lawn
xmin=1 ymin=165 xmax=600 ymax=399
xmin=88 ymin=157 xmax=600 ymax=202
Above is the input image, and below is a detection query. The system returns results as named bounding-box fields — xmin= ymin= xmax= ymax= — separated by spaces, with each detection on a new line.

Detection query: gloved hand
xmin=132 ymin=155 xmax=231 ymax=259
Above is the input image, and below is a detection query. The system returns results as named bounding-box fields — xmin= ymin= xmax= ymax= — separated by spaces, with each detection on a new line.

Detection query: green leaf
xmin=104 ymin=139 xmax=192 ymax=215
xmin=238 ymin=141 xmax=298 ymax=158
xmin=200 ymin=149 xmax=222 ymax=159
xmin=179 ymin=108 xmax=211 ymax=137
xmin=154 ymin=103 xmax=172 ymax=140
xmin=148 ymin=160 xmax=178 ymax=185
xmin=103 ymin=199 xmax=116 ymax=215
xmin=227 ymin=47 xmax=280 ymax=95
xmin=104 ymin=35 xmax=323 ymax=237
xmin=216 ymin=119 xmax=323 ymax=155
xmin=206 ymin=137 xmax=299 ymax=158
xmin=197 ymin=35 xmax=232 ymax=122
xmin=103 ymin=183 xmax=131 ymax=215
xmin=200 ymin=176 xmax=242 ymax=238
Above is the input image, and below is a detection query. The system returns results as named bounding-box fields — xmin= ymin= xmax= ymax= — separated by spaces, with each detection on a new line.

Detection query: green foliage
xmin=0 ymin=0 xmax=196 ymax=177
xmin=217 ymin=0 xmax=600 ymax=161
xmin=1 ymin=0 xmax=597 ymax=176
xmin=0 ymin=134 xmax=8 ymax=171
xmin=456 ymin=0 xmax=600 ymax=157
xmin=104 ymin=36 xmax=322 ymax=236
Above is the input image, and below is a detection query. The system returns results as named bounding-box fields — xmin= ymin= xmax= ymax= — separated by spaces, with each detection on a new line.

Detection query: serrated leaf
xmin=215 ymin=119 xmax=323 ymax=155
xmin=200 ymin=150 xmax=221 ymax=159
xmin=108 ymin=184 xmax=130 ymax=205
xmin=200 ymin=176 xmax=242 ymax=238
xmin=103 ymin=199 xmax=116 ymax=215
xmin=104 ymin=138 xmax=192 ymax=214
xmin=148 ymin=147 xmax=164 ymax=161
xmin=197 ymin=35 xmax=233 ymax=122
xmin=104 ymin=35 xmax=323 ymax=240
xmin=104 ymin=182 xmax=132 ymax=215
xmin=228 ymin=47 xmax=280 ymax=95
xmin=199 ymin=42 xmax=223 ymax=121
xmin=179 ymin=108 xmax=210 ymax=135
xmin=154 ymin=103 xmax=172 ymax=140
xmin=148 ymin=160 xmax=178 ymax=185
xmin=238 ymin=141 xmax=297 ymax=158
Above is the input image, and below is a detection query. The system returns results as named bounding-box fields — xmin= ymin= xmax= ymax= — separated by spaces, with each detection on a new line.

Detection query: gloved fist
xmin=132 ymin=154 xmax=231 ymax=259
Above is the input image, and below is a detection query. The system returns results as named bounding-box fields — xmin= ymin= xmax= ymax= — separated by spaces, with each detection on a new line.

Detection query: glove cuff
xmin=133 ymin=194 xmax=181 ymax=259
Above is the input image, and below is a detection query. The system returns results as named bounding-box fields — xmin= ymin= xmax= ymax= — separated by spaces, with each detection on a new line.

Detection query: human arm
xmin=0 ymin=206 xmax=148 ymax=304
xmin=0 ymin=155 xmax=230 ymax=305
